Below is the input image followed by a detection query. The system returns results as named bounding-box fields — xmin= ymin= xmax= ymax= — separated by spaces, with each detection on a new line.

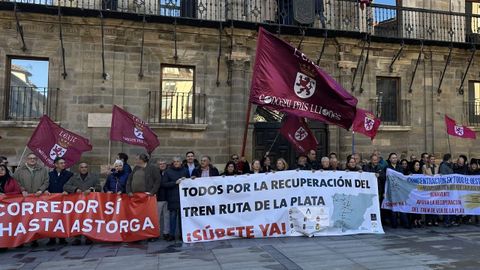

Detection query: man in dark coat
xmin=156 ymin=158 xmax=170 ymax=240
xmin=191 ymin=156 xmax=220 ymax=178
xmin=162 ymin=156 xmax=189 ymax=241
xmin=182 ymin=151 xmax=199 ymax=177
xmin=47 ymin=157 xmax=73 ymax=246
xmin=307 ymin=149 xmax=320 ymax=170
xmin=64 ymin=162 xmax=101 ymax=245
xmin=126 ymin=153 xmax=161 ymax=196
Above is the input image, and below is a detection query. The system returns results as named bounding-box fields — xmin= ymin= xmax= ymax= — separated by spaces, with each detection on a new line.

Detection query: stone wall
xmin=0 ymin=10 xmax=479 ymax=173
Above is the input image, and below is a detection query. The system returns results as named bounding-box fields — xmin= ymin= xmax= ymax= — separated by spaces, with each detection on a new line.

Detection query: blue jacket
xmin=48 ymin=169 xmax=73 ymax=193
xmin=104 ymin=169 xmax=129 ymax=193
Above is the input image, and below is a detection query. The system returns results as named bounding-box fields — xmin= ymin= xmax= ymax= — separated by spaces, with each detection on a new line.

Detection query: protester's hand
xmin=76 ymin=188 xmax=82 ymax=194
xmin=62 ymin=191 xmax=68 ymax=195
xmin=36 ymin=190 xmax=44 ymax=196
xmin=22 ymin=191 xmax=28 ymax=197
xmin=176 ymin=179 xmax=183 ymax=184
xmin=107 ymin=191 xmax=113 ymax=194
xmin=375 ymin=173 xmax=379 ymax=178
xmin=128 ymin=192 xmax=133 ymax=197
xmin=296 ymin=169 xmax=300 ymax=172
xmin=311 ymin=169 xmax=315 ymax=173
xmin=358 ymin=170 xmax=363 ymax=173
xmin=84 ymin=189 xmax=91 ymax=195
xmin=145 ymin=192 xmax=154 ymax=196
xmin=117 ymin=191 xmax=122 ymax=195
xmin=191 ymin=176 xmax=196 ymax=180
xmin=240 ymin=156 xmax=246 ymax=162
xmin=0 ymin=192 xmax=4 ymax=196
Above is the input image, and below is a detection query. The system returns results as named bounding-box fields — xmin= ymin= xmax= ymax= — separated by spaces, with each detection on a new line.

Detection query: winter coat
xmin=156 ymin=169 xmax=167 ymax=201
xmin=103 ymin=169 xmax=129 ymax=193
xmin=183 ymin=159 xmax=200 ymax=177
xmin=439 ymin=161 xmax=454 ymax=175
xmin=162 ymin=166 xmax=189 ymax=210
xmin=13 ymin=164 xmax=49 ymax=193
xmin=1 ymin=177 xmax=21 ymax=195
xmin=126 ymin=164 xmax=162 ymax=194
xmin=48 ymin=169 xmax=73 ymax=193
xmin=191 ymin=165 xmax=220 ymax=178
xmin=64 ymin=173 xmax=101 ymax=193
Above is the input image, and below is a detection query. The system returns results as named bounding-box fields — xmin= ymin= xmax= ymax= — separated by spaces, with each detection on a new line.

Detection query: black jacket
xmin=156 ymin=169 xmax=167 ymax=201
xmin=453 ymin=164 xmax=469 ymax=175
xmin=307 ymin=160 xmax=320 ymax=170
xmin=48 ymin=169 xmax=73 ymax=193
xmin=183 ymin=159 xmax=200 ymax=177
xmin=191 ymin=165 xmax=220 ymax=178
xmin=162 ymin=166 xmax=189 ymax=210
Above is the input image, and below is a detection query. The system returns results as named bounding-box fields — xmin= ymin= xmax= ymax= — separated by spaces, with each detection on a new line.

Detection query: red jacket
xmin=3 ymin=177 xmax=21 ymax=195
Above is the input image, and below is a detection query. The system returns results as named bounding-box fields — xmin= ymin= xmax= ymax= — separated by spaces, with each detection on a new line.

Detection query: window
xmin=376 ymin=77 xmax=399 ymax=125
xmin=467 ymin=81 xmax=480 ymax=125
xmin=159 ymin=65 xmax=195 ymax=122
xmin=5 ymin=57 xmax=55 ymax=121
xmin=159 ymin=0 xmax=196 ymax=17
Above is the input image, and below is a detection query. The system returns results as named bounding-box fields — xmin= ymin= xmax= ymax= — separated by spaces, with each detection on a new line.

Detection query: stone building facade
xmin=0 ymin=0 xmax=479 ymax=172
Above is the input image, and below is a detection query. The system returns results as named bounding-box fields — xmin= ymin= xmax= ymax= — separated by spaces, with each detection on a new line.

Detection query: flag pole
xmin=240 ymin=102 xmax=252 ymax=157
xmin=18 ymin=145 xmax=28 ymax=166
xmin=352 ymin=131 xmax=355 ymax=155
xmin=108 ymin=140 xmax=112 ymax=164
xmin=264 ymin=115 xmax=285 ymax=157
xmin=447 ymin=134 xmax=452 ymax=154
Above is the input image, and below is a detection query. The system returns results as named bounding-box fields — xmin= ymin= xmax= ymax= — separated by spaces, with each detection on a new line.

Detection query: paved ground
xmin=2 ymin=225 xmax=480 ymax=270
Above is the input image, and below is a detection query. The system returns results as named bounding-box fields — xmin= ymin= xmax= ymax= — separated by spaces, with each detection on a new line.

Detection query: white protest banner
xmin=180 ymin=170 xmax=384 ymax=243
xmin=383 ymin=169 xmax=480 ymax=215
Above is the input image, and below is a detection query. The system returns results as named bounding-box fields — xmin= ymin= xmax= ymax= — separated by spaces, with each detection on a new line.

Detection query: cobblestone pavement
xmin=1 ymin=225 xmax=480 ymax=270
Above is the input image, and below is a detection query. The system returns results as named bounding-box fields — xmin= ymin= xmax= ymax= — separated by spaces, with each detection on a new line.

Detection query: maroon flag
xmin=445 ymin=115 xmax=476 ymax=139
xmin=27 ymin=115 xmax=92 ymax=168
xmin=352 ymin=108 xmax=381 ymax=140
xmin=110 ymin=105 xmax=160 ymax=153
xmin=280 ymin=114 xmax=318 ymax=154
xmin=249 ymin=28 xmax=358 ymax=130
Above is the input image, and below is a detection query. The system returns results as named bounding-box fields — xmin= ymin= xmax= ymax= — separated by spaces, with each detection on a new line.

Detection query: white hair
xmin=113 ymin=159 xmax=124 ymax=166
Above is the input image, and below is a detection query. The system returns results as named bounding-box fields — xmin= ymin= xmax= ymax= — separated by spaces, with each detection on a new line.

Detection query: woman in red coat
xmin=0 ymin=164 xmax=21 ymax=195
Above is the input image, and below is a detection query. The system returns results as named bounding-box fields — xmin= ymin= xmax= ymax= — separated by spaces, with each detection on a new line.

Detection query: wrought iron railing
xmin=3 ymin=0 xmax=480 ymax=44
xmin=370 ymin=98 xmax=411 ymax=126
xmin=465 ymin=101 xmax=480 ymax=126
xmin=6 ymin=86 xmax=59 ymax=121
xmin=148 ymin=91 xmax=206 ymax=124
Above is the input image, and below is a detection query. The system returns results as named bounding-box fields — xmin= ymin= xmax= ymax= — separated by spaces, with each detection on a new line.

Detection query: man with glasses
xmin=13 ymin=153 xmax=49 ymax=247
xmin=231 ymin=154 xmax=250 ymax=175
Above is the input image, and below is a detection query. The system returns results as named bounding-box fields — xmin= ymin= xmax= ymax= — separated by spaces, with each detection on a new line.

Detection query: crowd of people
xmin=1 ymin=149 xmax=480 ymax=249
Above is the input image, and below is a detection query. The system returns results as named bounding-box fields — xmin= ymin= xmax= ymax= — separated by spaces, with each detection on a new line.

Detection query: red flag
xmin=249 ymin=28 xmax=358 ymax=130
xmin=352 ymin=108 xmax=381 ymax=140
xmin=280 ymin=114 xmax=318 ymax=154
xmin=110 ymin=105 xmax=160 ymax=153
xmin=27 ymin=115 xmax=92 ymax=168
xmin=445 ymin=115 xmax=476 ymax=139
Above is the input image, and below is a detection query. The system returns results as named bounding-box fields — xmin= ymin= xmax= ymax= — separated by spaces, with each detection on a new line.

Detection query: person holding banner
xmin=221 ymin=161 xmax=238 ymax=176
xmin=320 ymin=157 xmax=330 ymax=170
xmin=275 ymin=158 xmax=288 ymax=171
xmin=13 ymin=153 xmax=49 ymax=247
xmin=162 ymin=157 xmax=189 ymax=241
xmin=126 ymin=153 xmax=161 ymax=197
xmin=64 ymin=162 xmax=101 ymax=245
xmin=0 ymin=164 xmax=21 ymax=195
xmin=295 ymin=154 xmax=310 ymax=171
xmin=307 ymin=149 xmax=320 ymax=170
xmin=260 ymin=156 xmax=273 ymax=173
xmin=383 ymin=153 xmax=410 ymax=229
xmin=191 ymin=156 xmax=220 ymax=178
xmin=345 ymin=155 xmax=360 ymax=172
xmin=156 ymin=158 xmax=171 ymax=240
xmin=117 ymin=153 xmax=132 ymax=175
xmin=183 ymin=151 xmax=199 ymax=177
xmin=250 ymin=159 xmax=263 ymax=174
xmin=46 ymin=157 xmax=73 ymax=246
xmin=104 ymin=160 xmax=129 ymax=194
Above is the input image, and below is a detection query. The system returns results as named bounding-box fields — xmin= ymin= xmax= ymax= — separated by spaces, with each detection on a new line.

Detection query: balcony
xmin=5 ymin=86 xmax=59 ymax=121
xmin=148 ymin=91 xmax=207 ymax=125
xmin=2 ymin=0 xmax=480 ymax=45
xmin=370 ymin=98 xmax=411 ymax=126
xmin=465 ymin=101 xmax=480 ymax=126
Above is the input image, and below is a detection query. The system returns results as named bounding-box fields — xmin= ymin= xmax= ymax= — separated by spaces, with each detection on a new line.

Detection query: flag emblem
xmin=49 ymin=144 xmax=67 ymax=160
xmin=454 ymin=125 xmax=464 ymax=136
xmin=364 ymin=115 xmax=375 ymax=131
xmin=294 ymin=127 xmax=308 ymax=141
xmin=134 ymin=127 xmax=144 ymax=139
xmin=294 ymin=72 xmax=316 ymax=99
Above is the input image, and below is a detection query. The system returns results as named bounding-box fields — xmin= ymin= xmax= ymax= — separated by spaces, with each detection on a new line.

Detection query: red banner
xmin=110 ymin=105 xmax=160 ymax=153
xmin=445 ymin=115 xmax=476 ymax=139
xmin=280 ymin=114 xmax=318 ymax=154
xmin=27 ymin=115 xmax=93 ymax=168
xmin=0 ymin=193 xmax=159 ymax=248
xmin=249 ymin=28 xmax=358 ymax=130
xmin=352 ymin=108 xmax=381 ymax=140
